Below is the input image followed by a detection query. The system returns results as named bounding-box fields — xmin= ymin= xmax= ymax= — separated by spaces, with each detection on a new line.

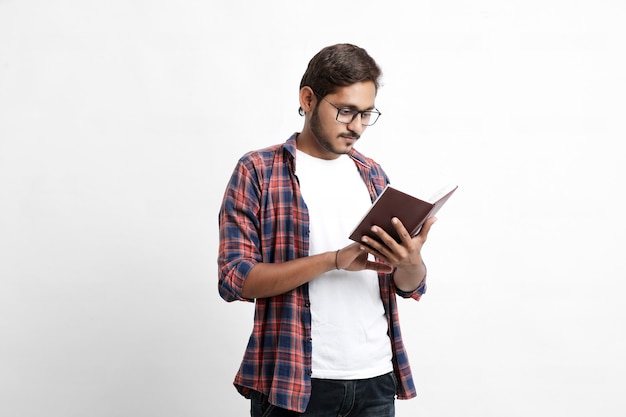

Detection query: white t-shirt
xmin=296 ymin=149 xmax=393 ymax=380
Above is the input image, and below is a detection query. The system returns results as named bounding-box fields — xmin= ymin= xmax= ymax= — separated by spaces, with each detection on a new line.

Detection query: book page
xmin=427 ymin=183 xmax=459 ymax=204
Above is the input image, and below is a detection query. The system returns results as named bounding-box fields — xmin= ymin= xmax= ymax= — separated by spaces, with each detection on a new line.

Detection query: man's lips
xmin=340 ymin=134 xmax=360 ymax=142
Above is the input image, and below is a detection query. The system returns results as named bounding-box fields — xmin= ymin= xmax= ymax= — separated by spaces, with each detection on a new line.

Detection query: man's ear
xmin=299 ymin=86 xmax=316 ymax=114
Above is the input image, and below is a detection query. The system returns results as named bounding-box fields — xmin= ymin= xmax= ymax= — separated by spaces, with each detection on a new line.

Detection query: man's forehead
xmin=328 ymin=82 xmax=377 ymax=107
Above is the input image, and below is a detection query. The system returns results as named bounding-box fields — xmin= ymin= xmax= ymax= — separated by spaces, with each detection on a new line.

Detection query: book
xmin=349 ymin=184 xmax=458 ymax=244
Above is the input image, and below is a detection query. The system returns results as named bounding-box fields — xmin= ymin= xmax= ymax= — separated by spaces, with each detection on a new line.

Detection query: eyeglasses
xmin=318 ymin=95 xmax=382 ymax=126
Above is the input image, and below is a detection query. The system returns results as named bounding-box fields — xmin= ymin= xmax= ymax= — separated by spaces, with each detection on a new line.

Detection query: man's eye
xmin=338 ymin=108 xmax=355 ymax=116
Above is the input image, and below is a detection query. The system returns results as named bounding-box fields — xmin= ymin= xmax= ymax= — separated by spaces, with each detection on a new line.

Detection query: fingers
xmin=367 ymin=218 xmax=411 ymax=250
xmin=390 ymin=217 xmax=412 ymax=245
xmin=359 ymin=235 xmax=388 ymax=261
xmin=418 ymin=217 xmax=438 ymax=240
xmin=360 ymin=216 xmax=438 ymax=267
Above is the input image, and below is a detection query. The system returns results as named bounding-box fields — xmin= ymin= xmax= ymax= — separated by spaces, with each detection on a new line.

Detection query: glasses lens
xmin=336 ymin=108 xmax=357 ymax=124
xmin=336 ymin=109 xmax=381 ymax=126
xmin=362 ymin=111 xmax=380 ymax=126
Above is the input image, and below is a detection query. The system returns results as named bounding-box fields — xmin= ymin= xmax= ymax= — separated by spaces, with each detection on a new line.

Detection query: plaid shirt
xmin=218 ymin=133 xmax=426 ymax=413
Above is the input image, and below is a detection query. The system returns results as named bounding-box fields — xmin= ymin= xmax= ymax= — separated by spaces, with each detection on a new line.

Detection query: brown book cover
xmin=349 ymin=185 xmax=458 ymax=244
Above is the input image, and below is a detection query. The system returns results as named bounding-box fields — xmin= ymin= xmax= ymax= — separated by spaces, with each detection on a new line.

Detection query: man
xmin=218 ymin=43 xmax=437 ymax=416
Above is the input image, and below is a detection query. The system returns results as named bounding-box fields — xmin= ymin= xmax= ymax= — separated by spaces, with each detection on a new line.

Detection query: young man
xmin=218 ymin=43 xmax=437 ymax=416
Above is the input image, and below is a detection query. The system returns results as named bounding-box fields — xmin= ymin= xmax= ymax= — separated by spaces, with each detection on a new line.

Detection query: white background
xmin=1 ymin=1 xmax=625 ymax=416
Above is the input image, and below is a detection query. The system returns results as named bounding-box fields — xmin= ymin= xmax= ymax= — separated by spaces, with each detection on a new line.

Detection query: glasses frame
xmin=315 ymin=93 xmax=382 ymax=126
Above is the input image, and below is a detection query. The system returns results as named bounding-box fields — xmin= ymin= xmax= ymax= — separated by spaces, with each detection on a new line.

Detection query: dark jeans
xmin=250 ymin=372 xmax=397 ymax=417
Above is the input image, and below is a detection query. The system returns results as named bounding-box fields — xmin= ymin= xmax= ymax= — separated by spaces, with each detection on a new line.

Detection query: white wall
xmin=1 ymin=1 xmax=625 ymax=416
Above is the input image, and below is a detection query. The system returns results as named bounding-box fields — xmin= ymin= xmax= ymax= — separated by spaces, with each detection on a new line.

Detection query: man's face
xmin=308 ymin=81 xmax=377 ymax=158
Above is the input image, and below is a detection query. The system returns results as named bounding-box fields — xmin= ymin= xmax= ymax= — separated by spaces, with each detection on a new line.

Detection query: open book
xmin=349 ymin=184 xmax=458 ymax=244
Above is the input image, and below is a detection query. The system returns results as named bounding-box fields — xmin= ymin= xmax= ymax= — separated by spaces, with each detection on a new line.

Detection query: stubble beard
xmin=310 ymin=105 xmax=358 ymax=156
